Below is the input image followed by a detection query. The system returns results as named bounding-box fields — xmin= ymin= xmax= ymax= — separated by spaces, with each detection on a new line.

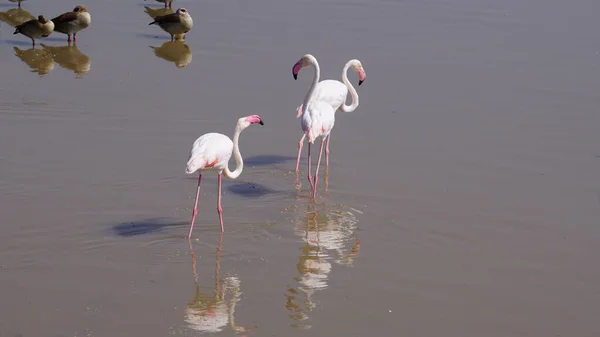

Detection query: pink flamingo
xmin=184 ymin=115 xmax=264 ymax=238
xmin=292 ymin=54 xmax=337 ymax=198
xmin=293 ymin=59 xmax=366 ymax=172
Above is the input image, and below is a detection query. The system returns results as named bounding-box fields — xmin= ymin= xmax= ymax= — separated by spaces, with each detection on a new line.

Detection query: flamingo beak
xmin=259 ymin=119 xmax=264 ymax=125
xmin=358 ymin=69 xmax=366 ymax=86
xmin=292 ymin=60 xmax=303 ymax=80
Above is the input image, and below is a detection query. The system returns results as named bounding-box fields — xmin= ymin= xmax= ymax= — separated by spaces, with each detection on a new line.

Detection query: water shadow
xmin=35 ymin=36 xmax=67 ymax=43
xmin=5 ymin=39 xmax=36 ymax=47
xmin=284 ymin=202 xmax=361 ymax=329
xmin=185 ymin=236 xmax=251 ymax=333
xmin=226 ymin=181 xmax=278 ymax=198
xmin=111 ymin=217 xmax=188 ymax=237
xmin=138 ymin=33 xmax=172 ymax=41
xmin=244 ymin=155 xmax=296 ymax=166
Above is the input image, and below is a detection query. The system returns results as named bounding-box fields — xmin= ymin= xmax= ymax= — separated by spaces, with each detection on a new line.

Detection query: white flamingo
xmin=293 ymin=59 xmax=366 ymax=172
xmin=292 ymin=54 xmax=337 ymax=198
xmin=184 ymin=115 xmax=264 ymax=238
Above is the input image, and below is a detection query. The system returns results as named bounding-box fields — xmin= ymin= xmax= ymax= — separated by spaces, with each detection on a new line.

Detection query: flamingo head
xmin=238 ymin=115 xmax=264 ymax=130
xmin=349 ymin=59 xmax=366 ymax=86
xmin=73 ymin=5 xmax=88 ymax=13
xmin=292 ymin=54 xmax=316 ymax=80
xmin=176 ymin=8 xmax=190 ymax=16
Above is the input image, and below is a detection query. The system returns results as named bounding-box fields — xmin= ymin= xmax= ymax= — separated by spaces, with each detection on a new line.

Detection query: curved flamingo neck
xmin=301 ymin=58 xmax=321 ymax=115
xmin=223 ymin=124 xmax=244 ymax=179
xmin=340 ymin=61 xmax=359 ymax=112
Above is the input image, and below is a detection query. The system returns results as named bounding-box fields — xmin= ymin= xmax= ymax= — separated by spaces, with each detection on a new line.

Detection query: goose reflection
xmin=0 ymin=6 xmax=34 ymax=27
xmin=13 ymin=46 xmax=54 ymax=76
xmin=40 ymin=43 xmax=90 ymax=78
xmin=150 ymin=41 xmax=192 ymax=68
xmin=185 ymin=236 xmax=249 ymax=333
xmin=143 ymin=5 xmax=173 ymax=20
xmin=284 ymin=203 xmax=361 ymax=328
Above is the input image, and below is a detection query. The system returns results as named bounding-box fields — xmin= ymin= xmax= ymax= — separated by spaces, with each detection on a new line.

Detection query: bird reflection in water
xmin=0 ymin=6 xmax=34 ymax=28
xmin=40 ymin=42 xmax=91 ymax=78
xmin=143 ymin=5 xmax=173 ymax=20
xmin=296 ymin=168 xmax=328 ymax=193
xmin=13 ymin=46 xmax=54 ymax=76
xmin=185 ymin=235 xmax=250 ymax=334
xmin=150 ymin=41 xmax=192 ymax=68
xmin=284 ymin=203 xmax=361 ymax=329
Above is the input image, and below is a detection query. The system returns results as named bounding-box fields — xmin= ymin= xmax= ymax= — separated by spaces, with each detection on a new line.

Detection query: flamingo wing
xmin=185 ymin=133 xmax=233 ymax=174
xmin=297 ymin=80 xmax=347 ymax=118
xmin=315 ymin=80 xmax=348 ymax=110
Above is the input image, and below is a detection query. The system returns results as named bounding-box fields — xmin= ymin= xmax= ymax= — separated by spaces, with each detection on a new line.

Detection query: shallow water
xmin=1 ymin=0 xmax=600 ymax=336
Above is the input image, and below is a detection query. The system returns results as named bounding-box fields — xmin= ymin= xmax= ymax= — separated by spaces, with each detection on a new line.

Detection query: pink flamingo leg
xmin=188 ymin=174 xmax=202 ymax=238
xmin=295 ymin=134 xmax=305 ymax=172
xmin=325 ymin=134 xmax=331 ymax=175
xmin=67 ymin=34 xmax=72 ymax=42
xmin=217 ymin=173 xmax=224 ymax=232
xmin=312 ymin=137 xmax=326 ymax=198
xmin=307 ymin=142 xmax=315 ymax=191
xmin=73 ymin=33 xmax=77 ymax=42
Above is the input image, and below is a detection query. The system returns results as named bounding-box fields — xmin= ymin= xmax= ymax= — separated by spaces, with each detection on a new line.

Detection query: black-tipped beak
xmin=293 ymin=73 xmax=298 ymax=80
xmin=358 ymin=80 xmax=364 ymax=86
xmin=259 ymin=119 xmax=264 ymax=125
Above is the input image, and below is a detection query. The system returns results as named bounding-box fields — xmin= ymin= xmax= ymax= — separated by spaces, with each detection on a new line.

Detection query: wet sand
xmin=1 ymin=0 xmax=600 ymax=336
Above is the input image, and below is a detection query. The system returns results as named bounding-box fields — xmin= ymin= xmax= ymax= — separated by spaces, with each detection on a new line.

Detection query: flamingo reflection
xmin=284 ymin=203 xmax=361 ymax=329
xmin=185 ymin=236 xmax=250 ymax=333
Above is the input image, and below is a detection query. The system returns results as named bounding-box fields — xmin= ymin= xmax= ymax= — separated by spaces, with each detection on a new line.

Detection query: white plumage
xmin=293 ymin=57 xmax=366 ymax=172
xmin=184 ymin=115 xmax=264 ymax=238
xmin=185 ymin=133 xmax=233 ymax=174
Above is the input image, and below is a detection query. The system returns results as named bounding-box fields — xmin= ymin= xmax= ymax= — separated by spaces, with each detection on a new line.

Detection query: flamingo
xmin=184 ymin=115 xmax=264 ymax=238
xmin=294 ymin=59 xmax=366 ymax=172
xmin=292 ymin=54 xmax=337 ymax=198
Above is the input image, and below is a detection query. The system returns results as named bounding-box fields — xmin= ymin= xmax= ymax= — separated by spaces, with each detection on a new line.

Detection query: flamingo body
xmin=297 ymin=80 xmax=347 ymax=117
xmin=184 ymin=115 xmax=264 ymax=238
xmin=302 ymin=100 xmax=335 ymax=144
xmin=293 ymin=58 xmax=366 ymax=172
xmin=186 ymin=133 xmax=233 ymax=174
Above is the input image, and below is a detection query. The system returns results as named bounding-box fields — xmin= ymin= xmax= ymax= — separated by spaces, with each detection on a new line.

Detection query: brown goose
xmin=13 ymin=15 xmax=54 ymax=46
xmin=51 ymin=5 xmax=91 ymax=42
xmin=149 ymin=7 xmax=193 ymax=41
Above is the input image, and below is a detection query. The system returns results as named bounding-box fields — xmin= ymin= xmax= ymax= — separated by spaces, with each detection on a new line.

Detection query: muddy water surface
xmin=1 ymin=0 xmax=599 ymax=336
